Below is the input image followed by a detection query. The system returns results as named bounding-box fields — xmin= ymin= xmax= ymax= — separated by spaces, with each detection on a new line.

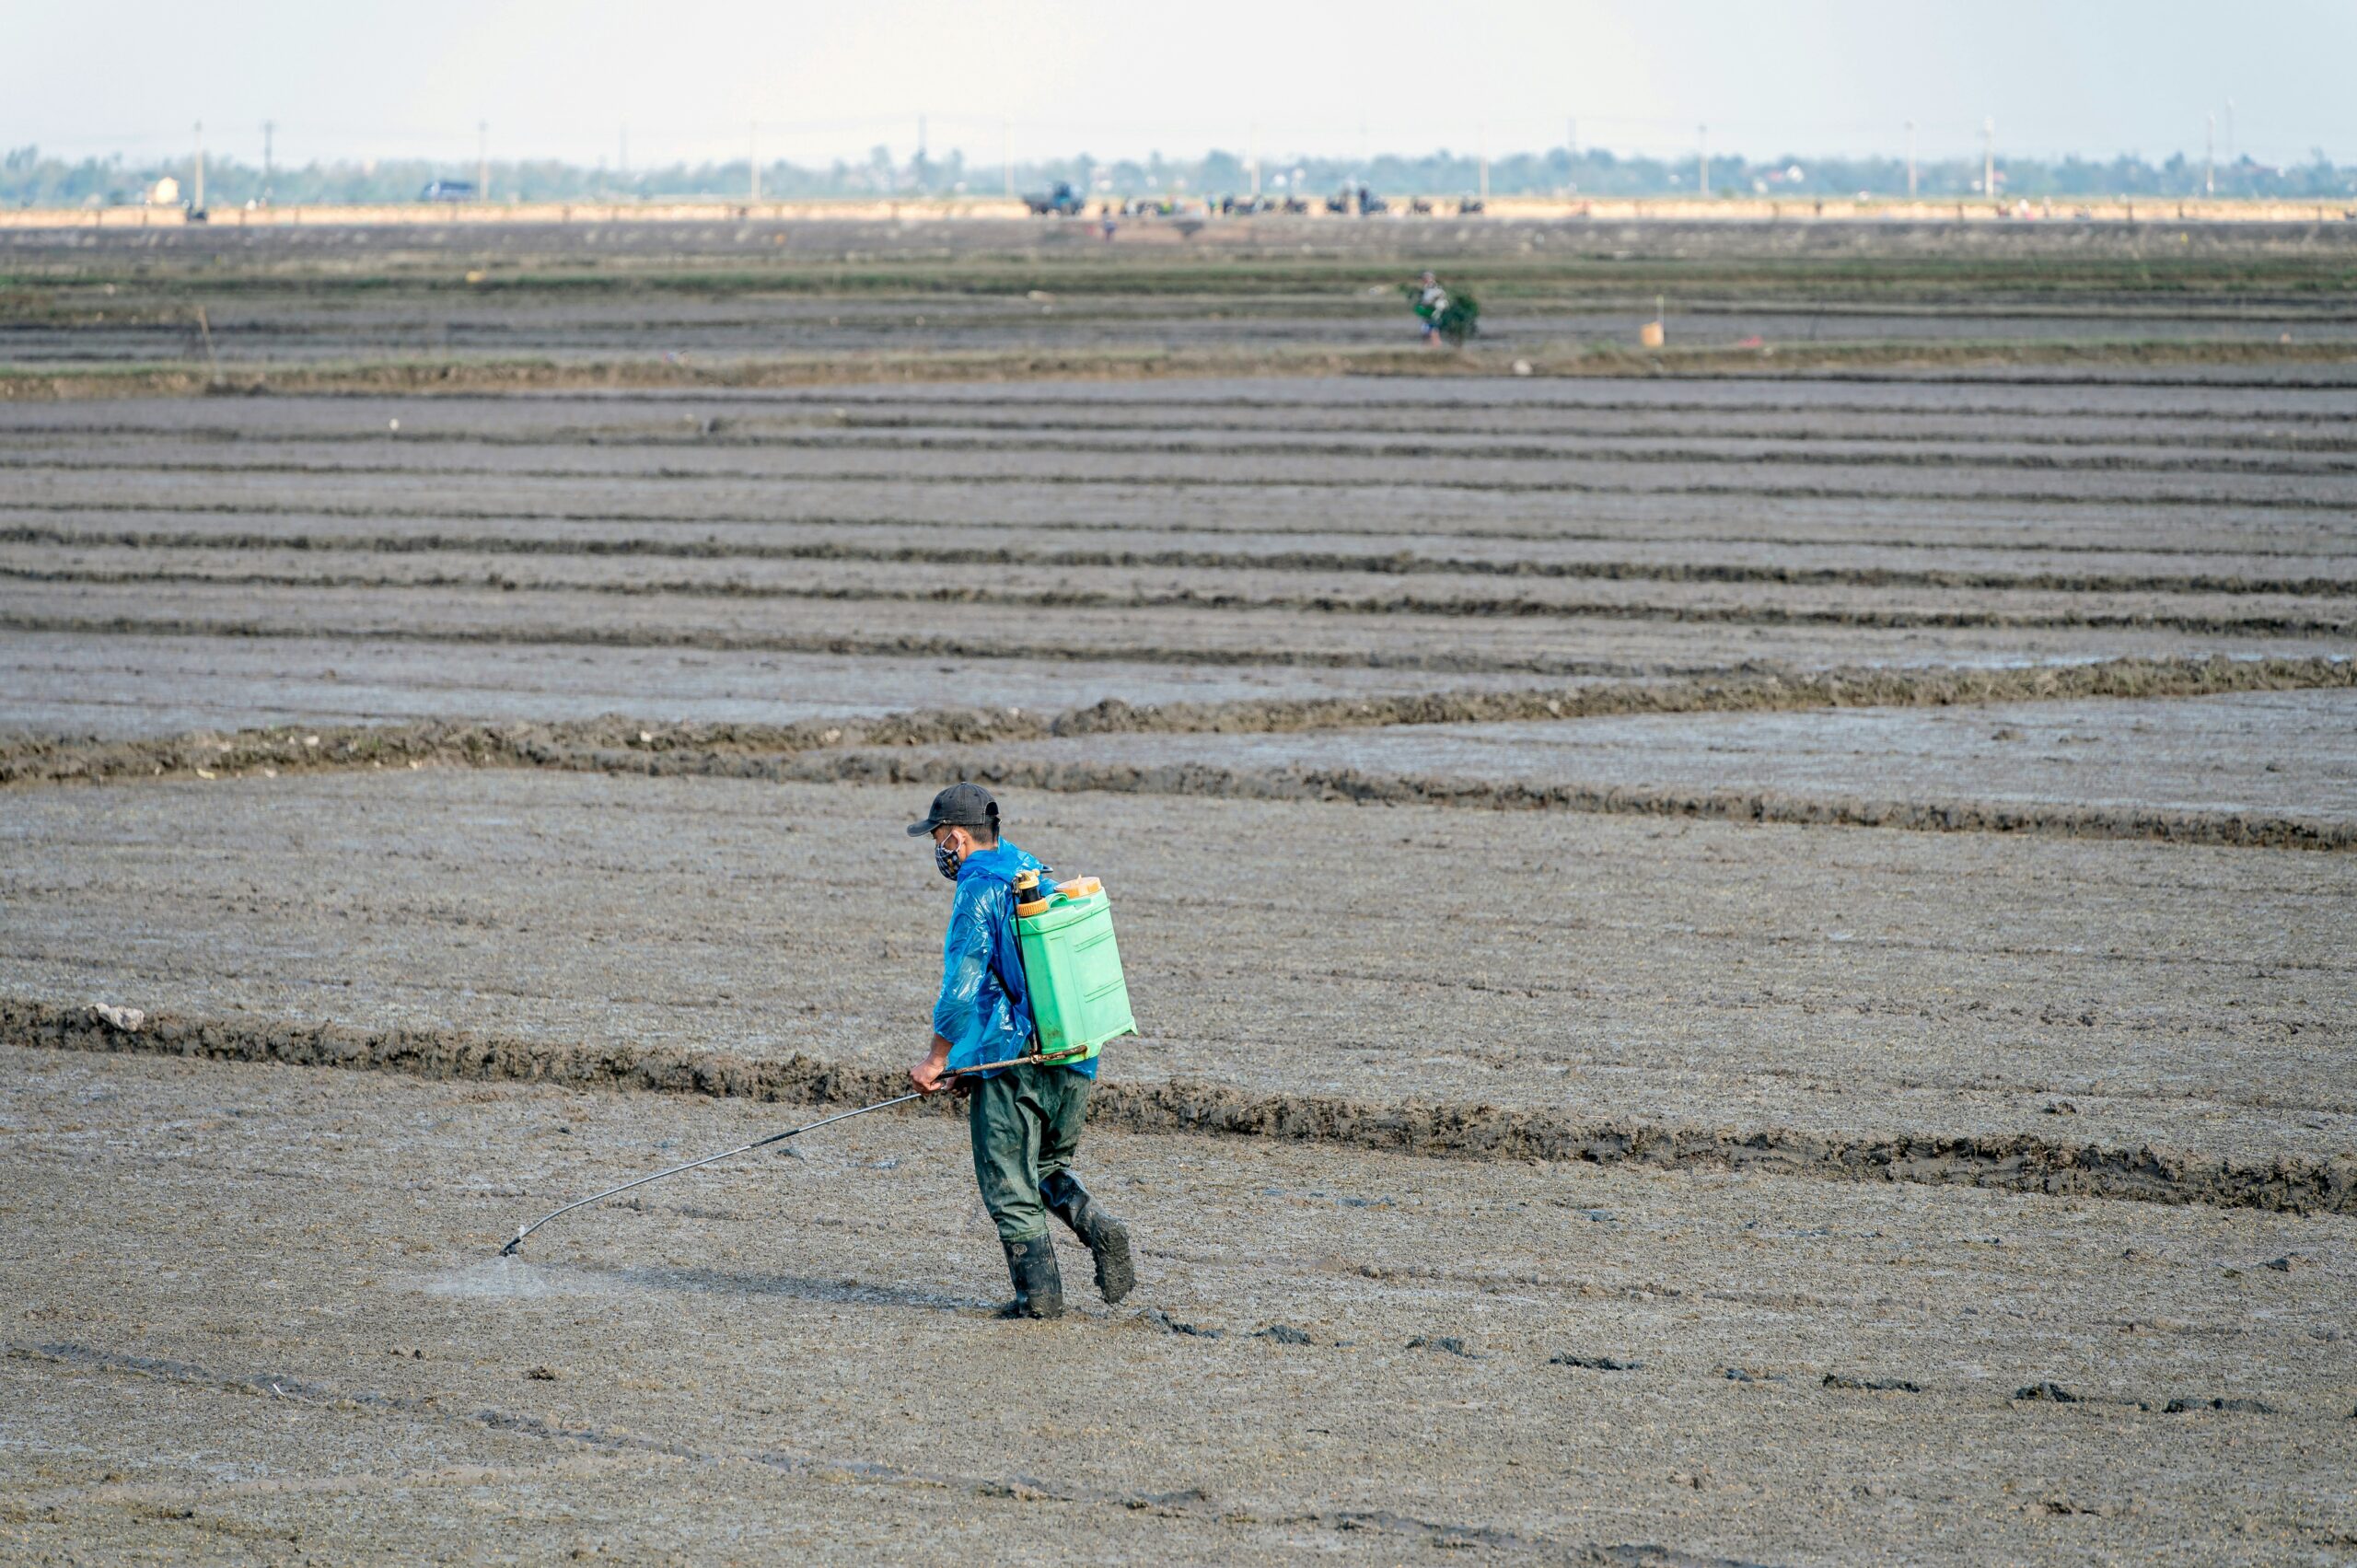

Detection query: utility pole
xmin=2205 ymin=112 xmax=2215 ymax=195
xmin=478 ymin=120 xmax=489 ymax=203
xmin=1905 ymin=119 xmax=1916 ymax=196
xmin=1698 ymin=123 xmax=1708 ymax=198
xmin=1002 ymin=120 xmax=1013 ymax=199
xmin=261 ymin=120 xmax=273 ymax=204
xmin=1479 ymin=122 xmax=1489 ymax=204
xmin=917 ymin=113 xmax=927 ymax=192
xmin=1981 ymin=116 xmax=1994 ymax=200
xmin=1249 ymin=122 xmax=1260 ymax=199
xmin=192 ymin=121 xmax=204 ymax=211
xmin=749 ymin=122 xmax=760 ymax=202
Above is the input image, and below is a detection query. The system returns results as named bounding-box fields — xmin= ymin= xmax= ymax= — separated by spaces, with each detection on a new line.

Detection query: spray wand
xmin=498 ymin=1046 xmax=1085 ymax=1256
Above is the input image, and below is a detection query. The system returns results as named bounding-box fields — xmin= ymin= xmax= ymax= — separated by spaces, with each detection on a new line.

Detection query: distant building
xmin=146 ymin=176 xmax=180 ymax=206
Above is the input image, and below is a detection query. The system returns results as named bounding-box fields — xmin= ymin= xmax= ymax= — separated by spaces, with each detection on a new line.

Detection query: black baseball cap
xmin=907 ymin=782 xmax=1000 ymax=837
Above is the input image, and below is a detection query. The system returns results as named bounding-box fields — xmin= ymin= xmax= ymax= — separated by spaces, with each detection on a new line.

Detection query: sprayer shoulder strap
xmin=981 ymin=883 xmax=1023 ymax=997
xmin=988 ymin=885 xmax=1041 ymax=1051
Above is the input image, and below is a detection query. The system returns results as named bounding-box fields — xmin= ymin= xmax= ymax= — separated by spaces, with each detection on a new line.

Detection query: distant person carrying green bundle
xmin=1408 ymin=270 xmax=1480 ymax=347
xmin=907 ymin=783 xmax=1137 ymax=1319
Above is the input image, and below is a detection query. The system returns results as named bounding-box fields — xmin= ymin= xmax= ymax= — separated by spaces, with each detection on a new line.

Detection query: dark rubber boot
xmin=1040 ymin=1170 xmax=1135 ymax=1305
xmin=996 ymin=1236 xmax=1063 ymax=1320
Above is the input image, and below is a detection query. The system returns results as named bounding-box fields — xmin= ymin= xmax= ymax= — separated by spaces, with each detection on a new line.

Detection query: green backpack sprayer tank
xmin=1012 ymin=872 xmax=1137 ymax=1063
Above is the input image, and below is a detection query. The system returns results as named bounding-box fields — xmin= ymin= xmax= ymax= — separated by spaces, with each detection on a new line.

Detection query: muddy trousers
xmin=969 ymin=1062 xmax=1090 ymax=1243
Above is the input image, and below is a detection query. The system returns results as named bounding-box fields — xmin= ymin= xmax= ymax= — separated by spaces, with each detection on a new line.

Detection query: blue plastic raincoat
xmin=933 ymin=842 xmax=1098 ymax=1081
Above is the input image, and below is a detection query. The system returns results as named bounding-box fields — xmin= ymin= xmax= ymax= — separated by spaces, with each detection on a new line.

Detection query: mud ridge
xmin=8 ymin=339 xmax=2357 ymax=402
xmin=8 ymin=497 xmax=2340 ymax=561
xmin=7 ymin=454 xmax=2351 ymax=510
xmin=790 ymin=752 xmax=2357 ymax=853
xmin=19 ymin=388 xmax=2357 ymax=426
xmin=22 ymin=412 xmax=2357 ymax=452
xmin=0 ymin=703 xmax=1055 ymax=787
xmin=7 ymin=1000 xmax=2348 ymax=1214
xmin=8 ymin=523 xmax=2351 ymax=598
xmin=1039 ymin=654 xmax=2357 ymax=737
xmin=6 ymin=655 xmax=2346 ymax=793
xmin=690 ymin=430 xmax=2357 ymax=477
xmin=19 ymin=424 xmax=2357 ymax=476
xmin=0 ymin=610 xmax=1672 ymax=677
xmin=670 ymin=412 xmax=2357 ymax=455
xmin=9 ymin=564 xmax=2351 ymax=636
xmin=435 ymin=389 xmax=2357 ymax=424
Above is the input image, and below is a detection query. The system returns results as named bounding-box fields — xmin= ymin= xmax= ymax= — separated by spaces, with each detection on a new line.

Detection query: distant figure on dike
xmin=1408 ymin=270 xmax=1480 ymax=347
xmin=1413 ymin=270 xmax=1450 ymax=345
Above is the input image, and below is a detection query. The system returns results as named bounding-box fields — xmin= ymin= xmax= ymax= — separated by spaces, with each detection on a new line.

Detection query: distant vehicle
xmin=1022 ymin=181 xmax=1086 ymax=216
xmin=419 ymin=180 xmax=476 ymax=202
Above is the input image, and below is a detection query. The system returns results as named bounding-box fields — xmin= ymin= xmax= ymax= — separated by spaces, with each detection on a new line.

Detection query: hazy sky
xmin=8 ymin=0 xmax=2352 ymax=169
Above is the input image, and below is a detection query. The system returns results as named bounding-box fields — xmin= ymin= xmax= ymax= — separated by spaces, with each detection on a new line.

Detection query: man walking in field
xmin=907 ymin=783 xmax=1135 ymax=1319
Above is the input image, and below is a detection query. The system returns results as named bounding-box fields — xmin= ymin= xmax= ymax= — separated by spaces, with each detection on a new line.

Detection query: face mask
xmin=935 ymin=838 xmax=962 ymax=880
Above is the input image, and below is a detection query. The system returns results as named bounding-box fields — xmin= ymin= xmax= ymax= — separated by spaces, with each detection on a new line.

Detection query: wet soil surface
xmin=17 ymin=429 xmax=2357 ymax=509
xmin=8 ymin=215 xmax=2357 ymax=374
xmin=10 ymin=541 xmax=2351 ymax=634
xmin=5 ymin=227 xmax=2355 ymax=1560
xmin=3 ymin=507 xmax=2351 ymax=594
xmin=3 ymin=375 xmax=2350 ymax=737
xmin=0 ymin=630 xmax=1562 ymax=738
xmin=940 ymin=688 xmax=2357 ymax=823
xmin=5 ymin=1047 xmax=2351 ymax=1564
xmin=6 ymin=773 xmax=2351 ymax=1170
xmin=15 ymin=296 xmax=2357 ymax=366
xmin=23 ymin=582 xmax=2342 ymax=691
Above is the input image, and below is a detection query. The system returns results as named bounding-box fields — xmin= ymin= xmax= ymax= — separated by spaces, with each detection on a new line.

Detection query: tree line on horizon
xmin=6 ymin=141 xmax=2351 ymax=209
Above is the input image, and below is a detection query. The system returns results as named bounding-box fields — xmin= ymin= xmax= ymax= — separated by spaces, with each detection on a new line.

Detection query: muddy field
xmin=7 ymin=216 xmax=2357 ymax=389
xmin=2 ymin=220 xmax=2353 ymax=1564
xmin=6 ymin=1045 xmax=2351 ymax=1564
